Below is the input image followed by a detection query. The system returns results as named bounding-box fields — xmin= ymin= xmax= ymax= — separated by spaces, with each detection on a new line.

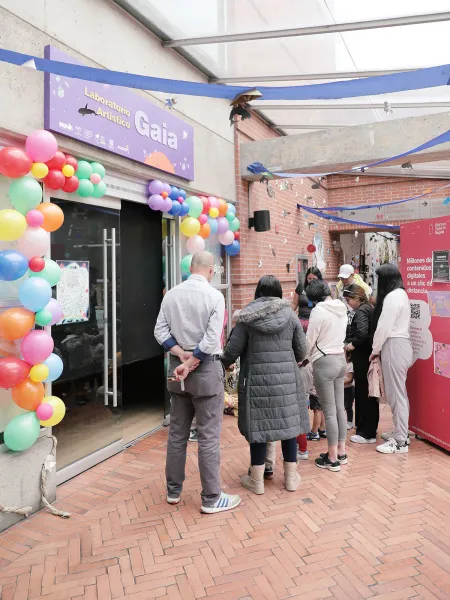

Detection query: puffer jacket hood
xmin=314 ymin=298 xmax=348 ymax=317
xmin=237 ymin=297 xmax=291 ymax=333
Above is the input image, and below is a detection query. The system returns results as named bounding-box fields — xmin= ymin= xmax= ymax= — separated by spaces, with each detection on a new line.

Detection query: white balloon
xmin=17 ymin=227 xmax=50 ymax=259
xmin=218 ymin=230 xmax=234 ymax=246
xmin=186 ymin=235 xmax=205 ymax=254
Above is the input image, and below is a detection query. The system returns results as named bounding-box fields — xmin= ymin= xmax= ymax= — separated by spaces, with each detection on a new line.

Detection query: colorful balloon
xmin=186 ymin=196 xmax=203 ymax=219
xmin=0 ymin=250 xmax=29 ymax=281
xmin=0 ymin=357 xmax=30 ymax=389
xmin=43 ymin=353 xmax=63 ymax=382
xmin=178 ymin=189 xmax=187 ymax=200
xmin=36 ymin=403 xmax=54 ymax=421
xmin=226 ymin=202 xmax=236 ymax=215
xmin=0 ymin=209 xmax=27 ymax=241
xmin=77 ymin=179 xmax=94 ymax=197
xmin=209 ymin=196 xmax=219 ymax=209
xmin=30 ymin=364 xmax=50 ymax=383
xmin=62 ymin=175 xmax=79 ymax=193
xmin=200 ymin=197 xmax=211 ymax=215
xmin=45 ymin=298 xmax=63 ymax=326
xmin=35 ymin=203 xmax=64 ymax=232
xmin=161 ymin=191 xmax=168 ymax=199
xmin=180 ymin=217 xmax=201 ymax=237
xmin=93 ymin=182 xmax=107 ymax=198
xmin=21 ymin=330 xmax=54 ymax=365
xmin=148 ymin=194 xmax=164 ymax=211
xmin=0 ymin=307 xmax=35 ymax=341
xmin=181 ymin=254 xmax=193 ymax=275
xmin=64 ymin=155 xmax=78 ymax=171
xmin=46 ymin=151 xmax=66 ymax=171
xmin=198 ymin=214 xmax=208 ymax=225
xmin=9 ymin=177 xmax=43 ymax=214
xmin=225 ymin=240 xmax=240 ymax=256
xmin=18 ymin=277 xmax=52 ymax=312
xmin=218 ymin=198 xmax=228 ymax=217
xmin=229 ymin=217 xmax=240 ymax=232
xmin=39 ymin=396 xmax=66 ymax=427
xmin=216 ymin=217 xmax=229 ymax=234
xmin=218 ymin=230 xmax=234 ymax=246
xmin=209 ymin=207 xmax=219 ymax=219
xmin=44 ymin=170 xmax=65 ymax=190
xmin=75 ymin=160 xmax=93 ymax=180
xmin=26 ymin=210 xmax=44 ymax=228
xmin=226 ymin=210 xmax=236 ymax=222
xmin=234 ymin=230 xmax=240 ymax=241
xmin=26 ymin=130 xmax=58 ymax=163
xmin=169 ymin=186 xmax=179 ymax=200
xmin=179 ymin=203 xmax=190 ymax=217
xmin=198 ymin=223 xmax=211 ymax=239
xmin=4 ymin=412 xmax=41 ymax=452
xmin=90 ymin=173 xmax=101 ymax=185
xmin=161 ymin=183 xmax=172 ymax=196
xmin=29 ymin=259 xmax=61 ymax=287
xmin=168 ymin=200 xmax=181 ymax=216
xmin=31 ymin=162 xmax=49 ymax=179
xmin=207 ymin=217 xmax=218 ymax=235
xmin=29 ymin=256 xmax=45 ymax=272
xmin=90 ymin=162 xmax=106 ymax=178
xmin=62 ymin=164 xmax=75 ymax=178
xmin=148 ymin=180 xmax=164 ymax=195
xmin=17 ymin=227 xmax=50 ymax=259
xmin=186 ymin=235 xmax=205 ymax=254
xmin=0 ymin=147 xmax=32 ymax=178
xmin=35 ymin=308 xmax=52 ymax=327
xmin=12 ymin=379 xmax=45 ymax=410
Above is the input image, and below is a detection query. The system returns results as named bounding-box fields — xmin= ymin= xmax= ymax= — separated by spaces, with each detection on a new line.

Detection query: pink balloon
xmin=26 ymin=210 xmax=44 ymax=227
xmin=90 ymin=173 xmax=101 ymax=185
xmin=36 ymin=403 xmax=54 ymax=421
xmin=218 ymin=230 xmax=234 ymax=245
xmin=198 ymin=214 xmax=208 ymax=225
xmin=25 ymin=130 xmax=58 ymax=163
xmin=21 ymin=330 xmax=54 ymax=365
xmin=46 ymin=298 xmax=63 ymax=326
xmin=186 ymin=235 xmax=206 ymax=254
xmin=216 ymin=217 xmax=230 ymax=234
xmin=177 ymin=196 xmax=184 ymax=203
xmin=17 ymin=227 xmax=50 ymax=259
xmin=208 ymin=196 xmax=219 ymax=209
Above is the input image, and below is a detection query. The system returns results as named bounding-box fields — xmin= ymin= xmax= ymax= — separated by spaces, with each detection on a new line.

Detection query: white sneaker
xmin=350 ymin=434 xmax=377 ymax=444
xmin=201 ymin=492 xmax=241 ymax=514
xmin=376 ymin=438 xmax=409 ymax=454
xmin=167 ymin=496 xmax=181 ymax=505
xmin=346 ymin=422 xmax=353 ymax=430
xmin=297 ymin=450 xmax=309 ymax=461
xmin=381 ymin=431 xmax=411 ymax=445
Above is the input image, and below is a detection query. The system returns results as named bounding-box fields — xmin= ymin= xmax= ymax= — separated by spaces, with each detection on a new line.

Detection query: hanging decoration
xmin=298 ymin=203 xmax=399 ymax=230
xmin=0 ymin=130 xmax=67 ymax=453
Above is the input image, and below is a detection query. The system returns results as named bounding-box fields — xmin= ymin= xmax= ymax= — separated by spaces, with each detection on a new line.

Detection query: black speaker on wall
xmin=248 ymin=210 xmax=271 ymax=232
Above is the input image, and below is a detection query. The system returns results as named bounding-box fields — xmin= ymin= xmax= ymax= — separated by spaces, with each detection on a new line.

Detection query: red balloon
xmin=0 ymin=147 xmax=32 ymax=178
xmin=307 ymin=244 xmax=316 ymax=254
xmin=44 ymin=169 xmax=65 ymax=190
xmin=0 ymin=357 xmax=31 ymax=389
xmin=46 ymin=151 xmax=66 ymax=171
xmin=29 ymin=256 xmax=45 ymax=272
xmin=201 ymin=197 xmax=211 ymax=214
xmin=64 ymin=155 xmax=78 ymax=170
xmin=62 ymin=175 xmax=79 ymax=193
xmin=234 ymin=231 xmax=240 ymax=241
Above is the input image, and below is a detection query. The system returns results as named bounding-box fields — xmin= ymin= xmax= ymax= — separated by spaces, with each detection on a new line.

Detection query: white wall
xmin=0 ymin=0 xmax=235 ymax=199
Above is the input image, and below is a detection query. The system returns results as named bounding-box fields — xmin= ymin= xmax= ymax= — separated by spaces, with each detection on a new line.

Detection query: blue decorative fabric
xmin=297 ymin=204 xmax=399 ymax=230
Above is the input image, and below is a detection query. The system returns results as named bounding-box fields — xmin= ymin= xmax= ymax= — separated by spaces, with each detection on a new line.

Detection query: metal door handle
xmin=111 ymin=228 xmax=118 ymax=407
xmin=102 ymin=229 xmax=110 ymax=406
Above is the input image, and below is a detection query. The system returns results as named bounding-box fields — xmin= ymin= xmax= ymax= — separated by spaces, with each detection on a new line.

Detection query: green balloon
xmin=90 ymin=162 xmax=106 ymax=178
xmin=9 ymin=177 xmax=42 ymax=215
xmin=226 ymin=211 xmax=235 ymax=222
xmin=4 ymin=412 xmax=40 ymax=452
xmin=93 ymin=182 xmax=107 ymax=198
xmin=75 ymin=160 xmax=93 ymax=180
xmin=181 ymin=254 xmax=193 ymax=275
xmin=229 ymin=217 xmax=240 ymax=232
xmin=77 ymin=179 xmax=94 ymax=198
xmin=186 ymin=196 xmax=203 ymax=219
xmin=35 ymin=308 xmax=52 ymax=326
xmin=29 ymin=259 xmax=61 ymax=286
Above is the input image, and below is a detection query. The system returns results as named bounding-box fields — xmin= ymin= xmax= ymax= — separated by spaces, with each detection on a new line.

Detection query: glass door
xmin=50 ymin=199 xmax=122 ymax=482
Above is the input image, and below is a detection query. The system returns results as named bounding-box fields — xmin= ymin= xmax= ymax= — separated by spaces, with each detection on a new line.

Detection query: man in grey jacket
xmin=154 ymin=251 xmax=240 ymax=514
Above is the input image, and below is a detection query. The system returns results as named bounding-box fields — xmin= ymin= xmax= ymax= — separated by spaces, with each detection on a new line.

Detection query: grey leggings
xmin=313 ymin=354 xmax=347 ymax=446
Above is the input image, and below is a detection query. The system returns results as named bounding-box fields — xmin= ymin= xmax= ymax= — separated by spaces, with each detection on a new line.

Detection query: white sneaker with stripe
xmin=201 ymin=492 xmax=241 ymax=514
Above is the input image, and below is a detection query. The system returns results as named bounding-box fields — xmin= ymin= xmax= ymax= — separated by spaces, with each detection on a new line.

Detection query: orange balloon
xmin=12 ymin=379 xmax=45 ymax=411
xmin=218 ymin=198 xmax=228 ymax=217
xmin=35 ymin=203 xmax=64 ymax=232
xmin=198 ymin=223 xmax=211 ymax=239
xmin=0 ymin=308 xmax=35 ymax=341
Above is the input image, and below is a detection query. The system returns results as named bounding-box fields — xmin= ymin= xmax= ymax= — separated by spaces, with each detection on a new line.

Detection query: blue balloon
xmin=168 ymin=200 xmax=181 ymax=216
xmin=227 ymin=203 xmax=236 ymax=214
xmin=18 ymin=277 xmax=52 ymax=312
xmin=207 ymin=217 xmax=219 ymax=235
xmin=225 ymin=240 xmax=240 ymax=256
xmin=179 ymin=203 xmax=190 ymax=216
xmin=0 ymin=250 xmax=29 ymax=281
xmin=169 ymin=186 xmax=179 ymax=201
xmin=178 ymin=189 xmax=187 ymax=200
xmin=43 ymin=353 xmax=64 ymax=383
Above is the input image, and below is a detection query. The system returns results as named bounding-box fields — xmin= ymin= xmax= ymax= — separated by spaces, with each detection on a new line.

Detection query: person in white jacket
xmin=306 ymin=280 xmax=348 ymax=472
xmin=370 ymin=264 xmax=412 ymax=454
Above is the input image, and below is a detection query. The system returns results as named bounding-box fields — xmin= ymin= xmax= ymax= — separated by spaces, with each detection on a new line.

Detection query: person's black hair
xmin=372 ymin=264 xmax=405 ymax=330
xmin=254 ymin=275 xmax=283 ymax=299
xmin=305 ymin=279 xmax=331 ymax=304
xmin=303 ymin=266 xmax=323 ymax=290
xmin=343 ymin=283 xmax=369 ymax=304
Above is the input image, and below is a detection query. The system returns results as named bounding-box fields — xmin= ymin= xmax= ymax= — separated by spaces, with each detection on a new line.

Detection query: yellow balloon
xmin=31 ymin=162 xmax=49 ymax=179
xmin=209 ymin=207 xmax=219 ymax=218
xmin=0 ymin=209 xmax=27 ymax=241
xmin=39 ymin=396 xmax=66 ymax=427
xmin=29 ymin=364 xmax=50 ymax=383
xmin=180 ymin=217 xmax=200 ymax=237
xmin=62 ymin=164 xmax=75 ymax=177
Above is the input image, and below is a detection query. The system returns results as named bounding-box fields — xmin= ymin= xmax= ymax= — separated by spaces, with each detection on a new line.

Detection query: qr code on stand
xmin=410 ymin=303 xmax=420 ymax=319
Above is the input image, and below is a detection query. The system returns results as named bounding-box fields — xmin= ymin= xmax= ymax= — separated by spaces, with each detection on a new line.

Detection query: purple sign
xmin=44 ymin=46 xmax=194 ymax=180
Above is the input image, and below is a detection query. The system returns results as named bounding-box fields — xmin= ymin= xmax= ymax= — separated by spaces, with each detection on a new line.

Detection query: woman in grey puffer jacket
xmin=222 ymin=275 xmax=309 ymax=494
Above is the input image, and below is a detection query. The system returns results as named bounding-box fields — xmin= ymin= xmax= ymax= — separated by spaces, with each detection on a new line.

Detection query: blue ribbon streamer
xmin=297 ymin=204 xmax=399 ymax=230
xmin=1 ymin=47 xmax=450 ymax=100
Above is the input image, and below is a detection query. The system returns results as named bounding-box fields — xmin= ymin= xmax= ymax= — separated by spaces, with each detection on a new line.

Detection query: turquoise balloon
xmin=35 ymin=308 xmax=52 ymax=326
xmin=226 ymin=203 xmax=236 ymax=214
xmin=90 ymin=162 xmax=106 ymax=178
xmin=29 ymin=259 xmax=61 ymax=287
xmin=226 ymin=211 xmax=235 ymax=222
xmin=229 ymin=217 xmax=240 ymax=232
xmin=186 ymin=196 xmax=203 ymax=219
xmin=4 ymin=412 xmax=40 ymax=452
xmin=76 ymin=160 xmax=93 ymax=180
xmin=9 ymin=177 xmax=42 ymax=215
xmin=93 ymin=182 xmax=107 ymax=198
xmin=77 ymin=179 xmax=94 ymax=198
xmin=181 ymin=254 xmax=192 ymax=275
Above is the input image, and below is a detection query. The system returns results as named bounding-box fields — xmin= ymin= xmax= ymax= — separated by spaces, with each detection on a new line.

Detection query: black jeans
xmin=344 ymin=386 xmax=355 ymax=423
xmin=353 ymin=351 xmax=379 ymax=439
xmin=250 ymin=438 xmax=297 ymax=465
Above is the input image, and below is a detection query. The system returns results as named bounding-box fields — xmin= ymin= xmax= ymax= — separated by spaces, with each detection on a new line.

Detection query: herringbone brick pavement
xmin=1 ymin=407 xmax=450 ymax=599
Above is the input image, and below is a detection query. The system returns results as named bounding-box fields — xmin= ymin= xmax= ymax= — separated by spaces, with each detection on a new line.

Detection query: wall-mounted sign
xmin=56 ymin=261 xmax=90 ymax=325
xmin=432 ymin=250 xmax=450 ymax=282
xmin=44 ymin=46 xmax=194 ymax=180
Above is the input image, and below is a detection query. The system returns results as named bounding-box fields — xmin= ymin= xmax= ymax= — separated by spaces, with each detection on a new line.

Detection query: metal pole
xmin=111 ymin=228 xmax=118 ymax=408
xmin=102 ymin=229 xmax=109 ymax=406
